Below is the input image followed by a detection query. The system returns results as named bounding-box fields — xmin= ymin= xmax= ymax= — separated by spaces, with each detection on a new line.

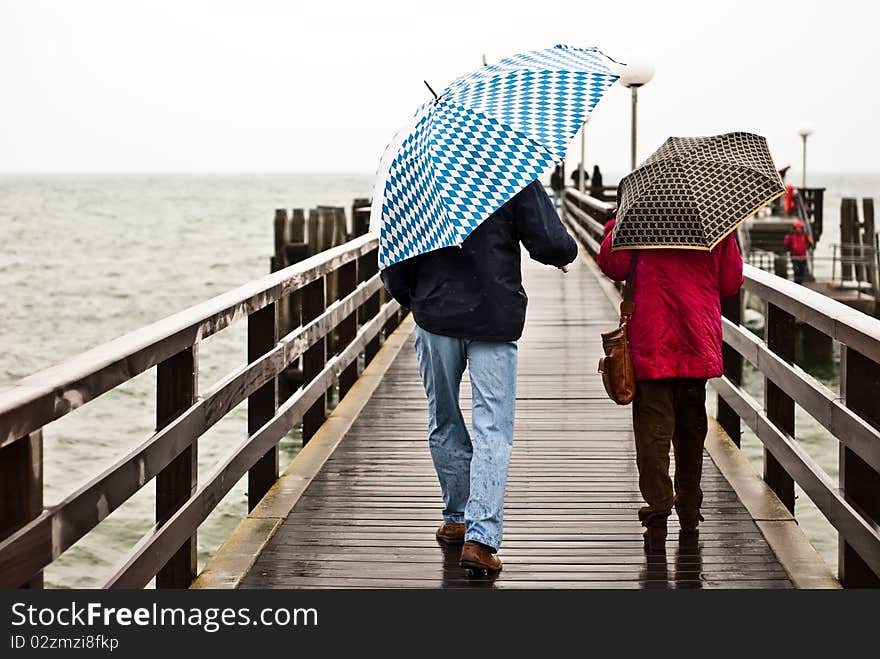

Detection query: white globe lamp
xmin=617 ymin=55 xmax=655 ymax=170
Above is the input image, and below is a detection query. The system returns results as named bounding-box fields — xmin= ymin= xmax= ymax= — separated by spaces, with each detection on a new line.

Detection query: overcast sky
xmin=1 ymin=0 xmax=878 ymax=175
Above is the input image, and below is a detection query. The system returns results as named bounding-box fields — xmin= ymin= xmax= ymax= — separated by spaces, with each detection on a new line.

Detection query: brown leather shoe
xmin=435 ymin=522 xmax=466 ymax=545
xmin=459 ymin=541 xmax=502 ymax=573
xmin=643 ymin=515 xmax=668 ymax=553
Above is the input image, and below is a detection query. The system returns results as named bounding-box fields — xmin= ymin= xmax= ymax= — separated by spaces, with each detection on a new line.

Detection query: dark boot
xmin=678 ymin=512 xmax=704 ymax=536
xmin=643 ymin=514 xmax=668 ymax=553
xmin=459 ymin=541 xmax=502 ymax=573
xmin=435 ymin=522 xmax=466 ymax=545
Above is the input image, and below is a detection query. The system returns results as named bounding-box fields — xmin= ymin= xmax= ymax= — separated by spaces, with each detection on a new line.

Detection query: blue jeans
xmin=413 ymin=324 xmax=518 ymax=551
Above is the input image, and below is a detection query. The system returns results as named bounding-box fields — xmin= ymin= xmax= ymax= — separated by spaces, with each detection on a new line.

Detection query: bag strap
xmin=620 ymin=253 xmax=638 ymax=322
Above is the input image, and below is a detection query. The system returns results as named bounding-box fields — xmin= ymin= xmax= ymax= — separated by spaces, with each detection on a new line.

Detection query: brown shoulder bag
xmin=598 ymin=255 xmax=638 ymax=405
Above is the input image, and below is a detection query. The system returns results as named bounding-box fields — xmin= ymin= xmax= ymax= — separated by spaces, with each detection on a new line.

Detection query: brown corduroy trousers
xmin=632 ymin=378 xmax=709 ymax=525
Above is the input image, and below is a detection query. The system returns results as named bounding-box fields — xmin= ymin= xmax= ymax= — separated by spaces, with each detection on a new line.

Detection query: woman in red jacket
xmin=784 ymin=220 xmax=813 ymax=284
xmin=598 ymin=219 xmax=744 ymax=550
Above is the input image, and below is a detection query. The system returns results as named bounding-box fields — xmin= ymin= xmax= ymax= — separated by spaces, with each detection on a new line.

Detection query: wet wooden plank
xmin=241 ymin=256 xmax=792 ymax=590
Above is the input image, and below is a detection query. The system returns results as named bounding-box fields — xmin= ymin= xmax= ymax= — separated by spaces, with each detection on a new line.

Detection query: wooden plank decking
xmin=238 ymin=254 xmax=793 ymax=589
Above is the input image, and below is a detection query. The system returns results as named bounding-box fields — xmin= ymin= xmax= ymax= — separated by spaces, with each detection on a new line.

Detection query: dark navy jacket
xmin=380 ymin=180 xmax=578 ymax=342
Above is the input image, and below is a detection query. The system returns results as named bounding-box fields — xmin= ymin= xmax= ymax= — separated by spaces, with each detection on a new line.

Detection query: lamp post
xmin=579 ymin=120 xmax=588 ymax=195
xmin=618 ymin=56 xmax=655 ymax=171
xmin=798 ymin=124 xmax=813 ymax=189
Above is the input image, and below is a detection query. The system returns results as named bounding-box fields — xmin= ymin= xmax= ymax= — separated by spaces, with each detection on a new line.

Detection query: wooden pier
xmin=198 ymin=256 xmax=810 ymax=589
xmin=1 ymin=190 xmax=878 ymax=590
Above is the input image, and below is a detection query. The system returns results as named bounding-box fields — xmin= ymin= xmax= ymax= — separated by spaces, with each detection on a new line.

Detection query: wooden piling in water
xmin=863 ymin=198 xmax=878 ymax=295
xmin=841 ymin=198 xmax=858 ymax=281
xmin=274 ymin=208 xmax=308 ymax=401
xmin=352 ymin=198 xmax=370 ymax=236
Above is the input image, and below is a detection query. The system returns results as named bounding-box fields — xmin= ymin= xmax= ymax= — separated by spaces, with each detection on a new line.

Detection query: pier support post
xmin=155 ymin=346 xmax=198 ymax=588
xmin=840 ymin=347 xmax=880 ymax=587
xmin=359 ymin=245 xmax=381 ymax=366
xmin=302 ymin=277 xmax=327 ymax=444
xmin=0 ymin=430 xmax=43 ymax=588
xmin=337 ymin=259 xmax=358 ymax=399
xmin=764 ymin=303 xmax=796 ymax=513
xmin=247 ymin=303 xmax=279 ymax=511
xmin=718 ymin=291 xmax=743 ymax=446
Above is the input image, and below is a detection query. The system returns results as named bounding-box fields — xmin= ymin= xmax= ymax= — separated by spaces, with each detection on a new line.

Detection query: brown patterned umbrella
xmin=612 ymin=132 xmax=784 ymax=251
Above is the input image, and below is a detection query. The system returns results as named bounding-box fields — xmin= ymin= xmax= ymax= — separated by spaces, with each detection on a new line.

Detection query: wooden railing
xmin=561 ymin=187 xmax=880 ymax=588
xmin=715 ymin=268 xmax=880 ymax=588
xmin=0 ymin=232 xmax=402 ymax=588
xmin=560 ymin=187 xmax=615 ymax=257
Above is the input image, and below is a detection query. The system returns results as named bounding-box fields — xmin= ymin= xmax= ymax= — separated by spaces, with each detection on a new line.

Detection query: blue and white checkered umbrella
xmin=370 ymin=44 xmax=619 ymax=269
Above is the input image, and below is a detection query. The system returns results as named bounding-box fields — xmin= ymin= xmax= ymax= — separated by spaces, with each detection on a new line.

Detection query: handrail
xmin=721 ymin=317 xmax=880 ymax=473
xmin=0 ymin=234 xmax=378 ymax=447
xmin=563 ymin=187 xmax=616 ymax=221
xmin=742 ymin=264 xmax=880 ymax=360
xmin=0 ymin=232 xmax=402 ymax=588
xmin=561 ymin=188 xmax=616 ymax=258
xmin=104 ymin=298 xmax=399 ymax=588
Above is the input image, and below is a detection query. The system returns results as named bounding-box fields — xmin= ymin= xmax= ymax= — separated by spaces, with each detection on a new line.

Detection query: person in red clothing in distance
xmin=598 ymin=219 xmax=744 ymax=551
xmin=784 ymin=220 xmax=813 ymax=284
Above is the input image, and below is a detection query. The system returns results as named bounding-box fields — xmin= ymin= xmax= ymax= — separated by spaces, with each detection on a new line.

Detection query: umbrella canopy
xmin=371 ymin=45 xmax=619 ymax=269
xmin=612 ymin=132 xmax=785 ymax=251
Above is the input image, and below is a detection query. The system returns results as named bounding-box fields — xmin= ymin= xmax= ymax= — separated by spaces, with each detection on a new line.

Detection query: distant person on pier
xmin=589 ymin=165 xmax=605 ymax=200
xmin=597 ymin=219 xmax=744 ymax=552
xmin=550 ymin=162 xmax=565 ymax=208
xmin=771 ymin=165 xmax=790 ymax=215
xmin=783 ymin=183 xmax=796 ymax=216
xmin=570 ymin=163 xmax=588 ymax=190
xmin=784 ymin=220 xmax=812 ymax=284
xmin=381 ymin=180 xmax=578 ymax=574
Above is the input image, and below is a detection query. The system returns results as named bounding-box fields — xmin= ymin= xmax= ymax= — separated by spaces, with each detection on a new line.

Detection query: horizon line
xmin=2 ymin=169 xmax=880 ymax=177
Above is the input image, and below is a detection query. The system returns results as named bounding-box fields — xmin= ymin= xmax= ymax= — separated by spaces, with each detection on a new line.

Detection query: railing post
xmin=247 ymin=303 xmax=278 ymax=511
xmin=337 ymin=259 xmax=359 ymax=399
xmin=764 ymin=303 xmax=796 ymax=513
xmin=302 ymin=277 xmax=326 ymax=444
xmin=155 ymin=345 xmax=198 ymax=588
xmin=840 ymin=346 xmax=880 ymax=587
xmin=718 ymin=290 xmax=743 ymax=446
xmin=0 ymin=430 xmax=43 ymax=588
xmin=359 ymin=246 xmax=381 ymax=366
xmin=383 ymin=297 xmax=403 ymax=338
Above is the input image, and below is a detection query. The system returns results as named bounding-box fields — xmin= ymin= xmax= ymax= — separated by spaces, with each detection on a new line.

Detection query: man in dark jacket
xmin=381 ymin=180 xmax=577 ymax=573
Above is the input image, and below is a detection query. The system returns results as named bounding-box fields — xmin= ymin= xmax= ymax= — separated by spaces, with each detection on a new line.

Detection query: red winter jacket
xmin=784 ymin=232 xmax=811 ymax=259
xmin=597 ymin=220 xmax=744 ymax=381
